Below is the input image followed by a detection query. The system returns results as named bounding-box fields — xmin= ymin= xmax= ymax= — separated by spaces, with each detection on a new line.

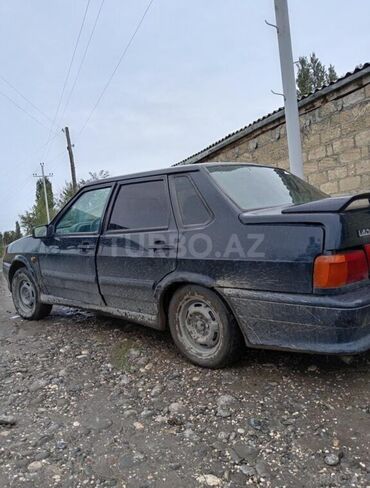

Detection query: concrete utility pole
xmin=274 ymin=0 xmax=304 ymax=178
xmin=64 ymin=126 xmax=77 ymax=193
xmin=33 ymin=163 xmax=53 ymax=223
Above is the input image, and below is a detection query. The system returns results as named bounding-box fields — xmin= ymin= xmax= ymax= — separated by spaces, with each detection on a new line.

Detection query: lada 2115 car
xmin=3 ymin=163 xmax=370 ymax=367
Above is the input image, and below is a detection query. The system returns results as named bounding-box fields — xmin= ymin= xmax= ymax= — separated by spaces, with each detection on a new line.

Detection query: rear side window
xmin=173 ymin=175 xmax=211 ymax=226
xmin=108 ymin=179 xmax=169 ymax=231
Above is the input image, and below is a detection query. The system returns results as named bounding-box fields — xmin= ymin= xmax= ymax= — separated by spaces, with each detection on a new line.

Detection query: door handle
xmin=147 ymin=240 xmax=175 ymax=252
xmin=78 ymin=242 xmax=95 ymax=253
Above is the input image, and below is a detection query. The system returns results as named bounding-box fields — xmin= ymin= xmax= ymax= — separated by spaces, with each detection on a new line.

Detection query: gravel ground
xmin=0 ymin=272 xmax=369 ymax=488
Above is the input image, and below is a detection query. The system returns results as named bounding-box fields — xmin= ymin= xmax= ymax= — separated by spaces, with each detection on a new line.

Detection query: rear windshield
xmin=207 ymin=165 xmax=327 ymax=211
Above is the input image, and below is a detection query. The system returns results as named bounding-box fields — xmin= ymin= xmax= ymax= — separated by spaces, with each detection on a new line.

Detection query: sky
xmin=0 ymin=0 xmax=369 ymax=232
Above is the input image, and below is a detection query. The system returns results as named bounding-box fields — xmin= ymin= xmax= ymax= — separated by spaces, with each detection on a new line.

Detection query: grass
xmin=111 ymin=339 xmax=137 ymax=370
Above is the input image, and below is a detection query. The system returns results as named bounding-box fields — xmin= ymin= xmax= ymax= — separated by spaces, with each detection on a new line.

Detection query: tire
xmin=11 ymin=268 xmax=52 ymax=320
xmin=168 ymin=285 xmax=244 ymax=368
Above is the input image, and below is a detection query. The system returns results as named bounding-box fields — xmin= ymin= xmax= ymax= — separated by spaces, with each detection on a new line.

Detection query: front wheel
xmin=12 ymin=268 xmax=52 ymax=320
xmin=168 ymin=285 xmax=244 ymax=368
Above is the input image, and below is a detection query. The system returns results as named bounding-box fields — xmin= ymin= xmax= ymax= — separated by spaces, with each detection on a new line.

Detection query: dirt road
xmin=0 ymin=272 xmax=369 ymax=487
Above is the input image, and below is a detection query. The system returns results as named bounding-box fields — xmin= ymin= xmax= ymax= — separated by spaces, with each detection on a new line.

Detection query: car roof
xmin=83 ymin=162 xmax=275 ymax=187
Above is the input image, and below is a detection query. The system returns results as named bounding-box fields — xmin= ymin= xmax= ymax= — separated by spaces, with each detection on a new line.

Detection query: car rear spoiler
xmin=282 ymin=193 xmax=370 ymax=214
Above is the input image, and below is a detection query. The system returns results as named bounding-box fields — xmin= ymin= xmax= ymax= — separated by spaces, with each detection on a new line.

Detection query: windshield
xmin=207 ymin=165 xmax=327 ymax=211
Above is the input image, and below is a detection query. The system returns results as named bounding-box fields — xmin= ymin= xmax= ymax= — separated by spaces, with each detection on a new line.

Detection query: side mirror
xmin=32 ymin=224 xmax=54 ymax=239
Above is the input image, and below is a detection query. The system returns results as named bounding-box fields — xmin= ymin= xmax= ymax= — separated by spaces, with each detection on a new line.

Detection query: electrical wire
xmin=78 ymin=0 xmax=155 ymax=137
xmin=0 ymin=138 xmax=64 ymax=209
xmin=58 ymin=0 xmax=106 ymax=124
xmin=0 ymin=89 xmax=58 ymax=134
xmin=1 ymin=174 xmax=39 ymax=210
xmin=48 ymin=149 xmax=69 ymax=176
xmin=2 ymin=0 xmax=154 ymax=224
xmin=1 ymin=1 xmax=91 ymax=206
xmin=0 ymin=173 xmax=43 ymax=233
xmin=0 ymin=0 xmax=92 ymax=220
xmin=0 ymin=74 xmax=53 ymax=125
xmin=42 ymin=0 xmax=92 ymax=159
xmin=0 ymin=128 xmax=65 ymax=209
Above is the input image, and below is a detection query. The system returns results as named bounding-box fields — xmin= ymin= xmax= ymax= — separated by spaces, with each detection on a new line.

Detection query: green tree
xmin=56 ymin=170 xmax=110 ymax=209
xmin=56 ymin=181 xmax=76 ymax=210
xmin=1 ymin=220 xmax=24 ymax=250
xmin=20 ymin=170 xmax=109 ymax=234
xmin=296 ymin=53 xmax=338 ymax=97
xmin=19 ymin=210 xmax=36 ymax=236
xmin=14 ymin=221 xmax=22 ymax=240
xmin=310 ymin=53 xmax=327 ymax=90
xmin=20 ymin=177 xmax=56 ymax=234
xmin=33 ymin=178 xmax=56 ymax=224
xmin=296 ymin=56 xmax=311 ymax=98
xmin=3 ymin=230 xmax=16 ymax=245
xmin=327 ymin=64 xmax=338 ymax=84
xmin=80 ymin=170 xmax=110 ymax=186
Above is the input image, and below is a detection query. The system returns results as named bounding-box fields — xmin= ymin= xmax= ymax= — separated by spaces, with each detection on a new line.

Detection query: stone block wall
xmin=198 ymin=73 xmax=370 ymax=195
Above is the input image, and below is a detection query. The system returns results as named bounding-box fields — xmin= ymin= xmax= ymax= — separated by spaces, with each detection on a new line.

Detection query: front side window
xmin=56 ymin=187 xmax=111 ymax=234
xmin=173 ymin=175 xmax=211 ymax=226
xmin=207 ymin=165 xmax=327 ymax=211
xmin=108 ymin=179 xmax=169 ymax=231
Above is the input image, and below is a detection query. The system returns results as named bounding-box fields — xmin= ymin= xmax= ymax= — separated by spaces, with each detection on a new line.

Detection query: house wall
xmin=196 ymin=73 xmax=370 ymax=195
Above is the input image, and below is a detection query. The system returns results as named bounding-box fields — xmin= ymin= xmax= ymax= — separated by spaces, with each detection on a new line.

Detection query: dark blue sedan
xmin=3 ymin=163 xmax=370 ymax=367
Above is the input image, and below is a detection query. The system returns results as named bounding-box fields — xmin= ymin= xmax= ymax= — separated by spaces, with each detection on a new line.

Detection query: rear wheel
xmin=168 ymin=285 xmax=244 ymax=368
xmin=12 ymin=268 xmax=52 ymax=320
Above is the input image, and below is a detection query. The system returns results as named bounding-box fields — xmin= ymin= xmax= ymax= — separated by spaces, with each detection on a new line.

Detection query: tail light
xmin=365 ymin=244 xmax=370 ymax=267
xmin=314 ymin=249 xmax=369 ymax=289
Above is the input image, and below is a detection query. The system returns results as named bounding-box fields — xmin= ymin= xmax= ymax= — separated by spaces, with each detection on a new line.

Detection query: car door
xmin=38 ymin=184 xmax=113 ymax=305
xmin=97 ymin=176 xmax=178 ymax=317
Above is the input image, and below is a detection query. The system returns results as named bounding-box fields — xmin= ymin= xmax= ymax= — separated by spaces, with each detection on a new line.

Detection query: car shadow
xmin=49 ymin=306 xmax=370 ymax=377
xmin=236 ymin=346 xmax=370 ymax=373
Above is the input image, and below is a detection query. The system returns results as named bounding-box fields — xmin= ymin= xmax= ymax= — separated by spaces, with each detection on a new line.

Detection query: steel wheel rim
xmin=178 ymin=297 xmax=221 ymax=355
xmin=18 ymin=278 xmax=36 ymax=314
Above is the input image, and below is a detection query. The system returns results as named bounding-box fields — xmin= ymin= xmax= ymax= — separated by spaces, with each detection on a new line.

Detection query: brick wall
xmin=186 ymin=71 xmax=370 ymax=195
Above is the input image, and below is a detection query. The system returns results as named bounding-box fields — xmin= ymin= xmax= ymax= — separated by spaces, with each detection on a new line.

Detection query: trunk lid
xmin=239 ymin=193 xmax=370 ymax=251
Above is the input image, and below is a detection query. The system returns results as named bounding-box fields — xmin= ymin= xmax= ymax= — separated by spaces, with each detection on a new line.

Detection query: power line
xmin=46 ymin=148 xmax=73 ymax=182
xmin=0 ymin=74 xmax=53 ymax=124
xmin=43 ymin=0 xmax=92 ymax=159
xmin=1 ymin=1 xmax=91 ymax=211
xmin=0 ymin=174 xmax=34 ymax=231
xmin=78 ymin=0 xmax=155 ymax=137
xmin=50 ymin=0 xmax=91 ymax=127
xmin=6 ymin=132 xmax=60 ymax=169
xmin=24 ymin=132 xmax=62 ymax=166
xmin=0 ymin=132 xmax=62 ymax=205
xmin=2 ymin=0 xmax=154 ymax=218
xmin=59 ymin=0 xmax=106 ymax=123
xmin=0 ymin=89 xmax=58 ymax=134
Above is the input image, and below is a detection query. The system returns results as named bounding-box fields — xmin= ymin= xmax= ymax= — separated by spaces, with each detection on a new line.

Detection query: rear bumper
xmin=218 ymin=286 xmax=370 ymax=355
